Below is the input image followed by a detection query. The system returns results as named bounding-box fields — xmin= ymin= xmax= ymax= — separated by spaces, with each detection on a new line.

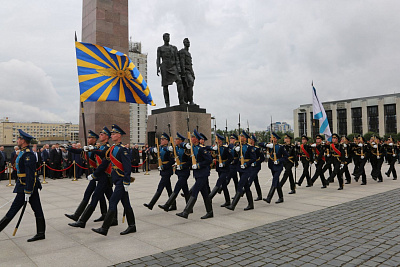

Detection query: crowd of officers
xmin=1 ymin=126 xmax=399 ymax=242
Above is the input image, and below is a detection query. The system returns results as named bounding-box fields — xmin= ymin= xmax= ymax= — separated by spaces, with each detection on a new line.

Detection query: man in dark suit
xmin=32 ymin=145 xmax=42 ymax=176
xmin=131 ymin=144 xmax=140 ymax=173
xmin=42 ymin=144 xmax=50 ymax=178
xmin=50 ymin=143 xmax=62 ymax=179
xmin=0 ymin=146 xmax=5 ymax=180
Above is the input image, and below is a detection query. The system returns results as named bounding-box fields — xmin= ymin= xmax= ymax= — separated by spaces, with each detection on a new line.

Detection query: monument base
xmin=147 ymin=104 xmax=211 ymax=146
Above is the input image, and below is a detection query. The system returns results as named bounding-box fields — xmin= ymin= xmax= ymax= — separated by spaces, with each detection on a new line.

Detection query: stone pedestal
xmin=146 ymin=105 xmax=212 ymax=146
xmin=79 ymin=0 xmax=130 ymax=143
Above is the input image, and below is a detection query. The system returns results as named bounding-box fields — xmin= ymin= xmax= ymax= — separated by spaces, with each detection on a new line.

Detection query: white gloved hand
xmin=373 ymin=145 xmax=377 ymax=148
xmin=343 ymin=144 xmax=347 ymax=148
xmin=266 ymin=154 xmax=270 ymax=159
xmin=311 ymin=144 xmax=316 ymax=148
xmin=371 ymin=142 xmax=376 ymax=145
xmin=25 ymin=193 xmax=30 ymax=202
xmin=176 ymin=165 xmax=181 ymax=170
xmin=185 ymin=144 xmax=191 ymax=150
xmin=212 ymin=145 xmax=218 ymax=151
xmin=266 ymin=143 xmax=274 ymax=148
xmin=251 ymin=162 xmax=255 ymax=167
xmin=87 ymin=174 xmax=93 ymax=181
xmin=240 ymin=164 xmax=245 ymax=169
xmin=192 ymin=164 xmax=198 ymax=169
xmin=314 ymin=161 xmax=318 ymax=165
xmin=168 ymin=146 xmax=173 ymax=152
xmin=394 ymin=154 xmax=397 ymax=157
xmin=358 ymin=143 xmax=363 ymax=147
xmin=219 ymin=163 xmax=224 ymax=168
xmin=274 ymin=160 xmax=279 ymax=165
xmin=235 ymin=146 xmax=240 ymax=152
xmin=88 ymin=145 xmax=94 ymax=151
xmin=124 ymin=184 xmax=129 ymax=192
xmin=152 ymin=147 xmax=158 ymax=153
xmin=340 ymin=164 xmax=344 ymax=169
xmin=377 ymin=156 xmax=380 ymax=159
xmin=158 ymin=166 xmax=163 ymax=171
xmin=361 ymin=156 xmax=365 ymax=159
xmin=389 ymin=143 xmax=394 ymax=146
xmin=83 ymin=146 xmax=89 ymax=152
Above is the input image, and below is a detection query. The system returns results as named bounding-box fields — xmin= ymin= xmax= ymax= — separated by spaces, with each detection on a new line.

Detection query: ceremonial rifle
xmin=187 ymin=107 xmax=197 ymax=166
xmin=214 ymin=120 xmax=222 ymax=165
xmin=168 ymin=123 xmax=181 ymax=166
xmin=155 ymin=118 xmax=162 ymax=168
xmin=271 ymin=116 xmax=277 ymax=161
xmin=238 ymin=114 xmax=244 ymax=166
xmin=225 ymin=119 xmax=229 ymax=143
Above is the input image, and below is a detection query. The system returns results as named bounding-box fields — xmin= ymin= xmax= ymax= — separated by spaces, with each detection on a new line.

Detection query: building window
xmin=367 ymin=106 xmax=379 ymax=133
xmin=384 ymin=104 xmax=397 ymax=134
xmin=298 ymin=113 xmax=307 ymax=136
xmin=325 ymin=110 xmax=333 ymax=132
xmin=310 ymin=112 xmax=320 ymax=139
xmin=337 ymin=109 xmax=347 ymax=136
xmin=352 ymin=107 xmax=363 ymax=135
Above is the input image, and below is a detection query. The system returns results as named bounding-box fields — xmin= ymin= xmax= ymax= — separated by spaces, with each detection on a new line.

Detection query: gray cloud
xmin=1 ymin=0 xmax=400 ymax=132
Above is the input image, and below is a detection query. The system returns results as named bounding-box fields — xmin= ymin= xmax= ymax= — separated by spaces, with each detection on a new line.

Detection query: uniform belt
xmin=162 ymin=161 xmax=169 ymax=164
xmin=17 ymin=172 xmax=37 ymax=178
xmin=333 ymin=155 xmax=341 ymax=157
xmin=180 ymin=162 xmax=187 ymax=164
xmin=244 ymin=159 xmax=251 ymax=162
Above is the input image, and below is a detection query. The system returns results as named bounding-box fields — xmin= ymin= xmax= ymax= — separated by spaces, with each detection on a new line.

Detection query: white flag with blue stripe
xmin=312 ymin=83 xmax=332 ymax=141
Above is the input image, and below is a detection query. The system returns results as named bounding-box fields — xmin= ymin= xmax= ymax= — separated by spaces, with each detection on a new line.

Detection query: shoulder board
xmin=199 ymin=144 xmax=205 ymax=147
xmin=25 ymin=148 xmax=30 ymax=152
xmin=255 ymin=145 xmax=259 ymax=148
xmin=106 ymin=144 xmax=110 ymax=147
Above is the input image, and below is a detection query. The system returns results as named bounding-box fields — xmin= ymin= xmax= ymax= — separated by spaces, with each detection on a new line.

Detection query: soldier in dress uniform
xmin=227 ymin=134 xmax=239 ymax=191
xmin=370 ymin=136 xmax=384 ymax=182
xmin=279 ymin=133 xmax=297 ymax=194
xmin=68 ymin=128 xmax=116 ymax=228
xmin=341 ymin=135 xmax=353 ymax=184
xmin=176 ymin=130 xmax=213 ymax=219
xmin=297 ymin=135 xmax=313 ymax=187
xmin=310 ymin=134 xmax=329 ymax=188
xmin=158 ymin=132 xmax=192 ymax=211
xmin=384 ymin=137 xmax=398 ymax=180
xmin=0 ymin=130 xmax=45 ymax=242
xmin=326 ymin=133 xmax=345 ymax=190
xmin=144 ymin=132 xmax=175 ymax=210
xmin=91 ymin=124 xmax=136 ymax=236
xmin=226 ymin=131 xmax=256 ymax=211
xmin=248 ymin=134 xmax=264 ymax=201
xmin=209 ymin=133 xmax=232 ymax=207
xmin=353 ymin=135 xmax=368 ymax=185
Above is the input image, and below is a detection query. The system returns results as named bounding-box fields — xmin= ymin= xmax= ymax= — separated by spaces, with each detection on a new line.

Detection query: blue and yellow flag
xmin=75 ymin=41 xmax=155 ymax=105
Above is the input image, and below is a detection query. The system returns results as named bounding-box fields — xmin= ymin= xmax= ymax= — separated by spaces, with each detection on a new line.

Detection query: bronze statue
xmin=156 ymin=33 xmax=185 ymax=107
xmin=179 ymin=38 xmax=195 ymax=105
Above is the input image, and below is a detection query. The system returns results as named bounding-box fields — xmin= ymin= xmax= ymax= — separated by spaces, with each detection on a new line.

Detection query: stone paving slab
xmin=115 ymin=187 xmax=400 ymax=266
xmin=0 ymin=163 xmax=400 ymax=266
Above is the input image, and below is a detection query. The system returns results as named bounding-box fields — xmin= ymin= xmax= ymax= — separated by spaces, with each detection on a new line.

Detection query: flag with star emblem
xmin=75 ymin=41 xmax=155 ymax=105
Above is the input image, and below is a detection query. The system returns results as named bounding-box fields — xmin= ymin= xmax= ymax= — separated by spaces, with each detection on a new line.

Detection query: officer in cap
xmin=353 ymin=135 xmax=368 ymax=185
xmin=144 ymin=132 xmax=175 ymax=210
xmin=340 ymin=135 xmax=353 ymax=184
xmin=91 ymin=124 xmax=136 ymax=236
xmin=158 ymin=132 xmax=192 ymax=211
xmin=248 ymin=134 xmax=264 ymax=201
xmin=384 ymin=136 xmax=398 ymax=180
xmin=176 ymin=129 xmax=213 ymax=219
xmin=226 ymin=133 xmax=239 ymax=192
xmin=279 ymin=133 xmax=297 ymax=194
xmin=370 ymin=136 xmax=384 ymax=182
xmin=0 ymin=130 xmax=45 ymax=242
xmin=297 ymin=135 xmax=313 ymax=187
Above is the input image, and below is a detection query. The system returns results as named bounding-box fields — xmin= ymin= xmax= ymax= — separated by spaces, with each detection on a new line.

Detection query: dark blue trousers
xmin=237 ymin=169 xmax=252 ymax=193
xmin=173 ymin=170 xmax=190 ymax=195
xmin=108 ymin=180 xmax=132 ymax=212
xmin=191 ymin=176 xmax=210 ymax=199
xmin=6 ymin=190 xmax=44 ymax=219
xmin=156 ymin=174 xmax=173 ymax=195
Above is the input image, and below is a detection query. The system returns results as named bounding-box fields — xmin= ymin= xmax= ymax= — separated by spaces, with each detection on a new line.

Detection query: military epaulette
xmin=106 ymin=143 xmax=110 ymax=147
xmin=199 ymin=144 xmax=205 ymax=147
xmin=25 ymin=148 xmax=30 ymax=152
xmin=255 ymin=145 xmax=259 ymax=148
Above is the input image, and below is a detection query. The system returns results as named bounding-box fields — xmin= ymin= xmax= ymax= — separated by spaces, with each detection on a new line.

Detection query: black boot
xmin=27 ymin=217 xmax=45 ymax=242
xmin=176 ymin=196 xmax=197 ymax=219
xmin=94 ymin=197 xmax=108 ymax=222
xmin=143 ymin=191 xmax=162 ymax=210
xmin=92 ymin=210 xmax=115 ymax=236
xmin=226 ymin=192 xmax=241 ymax=211
xmin=275 ymin=187 xmax=284 ymax=204
xmin=69 ymin=205 xmax=95 ymax=228
xmin=65 ymin=200 xmax=88 ymax=222
xmin=263 ymin=186 xmax=276 ymax=204
xmin=244 ymin=191 xmax=254 ymax=211
xmin=201 ymin=197 xmax=213 ymax=219
xmin=120 ymin=208 xmax=136 ymax=235
xmin=288 ymin=190 xmax=296 ymax=194
xmin=158 ymin=192 xmax=178 ymax=212
xmin=93 ymin=214 xmax=105 ymax=222
xmin=208 ymin=186 xmax=220 ymax=200
xmin=0 ymin=216 xmax=11 ymax=232
xmin=220 ymin=188 xmax=231 ymax=207
xmin=169 ymin=198 xmax=177 ymax=211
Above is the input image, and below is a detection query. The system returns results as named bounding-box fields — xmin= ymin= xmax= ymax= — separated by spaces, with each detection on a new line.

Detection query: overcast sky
xmin=1 ymin=1 xmax=400 ymax=131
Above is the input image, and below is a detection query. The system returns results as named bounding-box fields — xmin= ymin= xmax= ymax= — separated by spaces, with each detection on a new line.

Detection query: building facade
xmin=293 ymin=93 xmax=400 ymax=139
xmin=267 ymin=122 xmax=293 ymax=133
xmin=0 ymin=118 xmax=79 ymax=145
xmin=128 ymin=41 xmax=148 ymax=145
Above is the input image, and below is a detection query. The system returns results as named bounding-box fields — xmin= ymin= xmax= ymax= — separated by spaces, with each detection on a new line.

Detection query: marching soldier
xmin=322 ymin=140 xmax=333 ymax=182
xmin=248 ymin=134 xmax=264 ymax=201
xmin=209 ymin=133 xmax=232 ymax=207
xmin=353 ymin=135 xmax=368 ymax=185
xmin=326 ymin=134 xmax=345 ymax=190
xmin=0 ymin=130 xmax=45 ymax=242
xmin=144 ymin=132 xmax=175 ymax=210
xmin=226 ymin=131 xmax=256 ymax=211
xmin=279 ymin=133 xmax=297 ymax=194
xmin=261 ymin=132 xmax=288 ymax=204
xmin=297 ymin=135 xmax=313 ymax=187
xmin=158 ymin=132 xmax=192 ymax=211
xmin=227 ymin=134 xmax=239 ymax=191
xmin=341 ymin=135 xmax=353 ymax=184
xmin=176 ymin=130 xmax=213 ymax=219
xmin=384 ymin=137 xmax=398 ymax=180
xmin=370 ymin=136 xmax=384 ymax=182
xmin=90 ymin=124 xmax=136 ymax=236
xmin=310 ymin=134 xmax=329 ymax=188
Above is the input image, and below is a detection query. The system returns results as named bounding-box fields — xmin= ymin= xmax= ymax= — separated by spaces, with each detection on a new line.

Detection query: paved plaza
xmin=1 ymin=163 xmax=400 ymax=266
